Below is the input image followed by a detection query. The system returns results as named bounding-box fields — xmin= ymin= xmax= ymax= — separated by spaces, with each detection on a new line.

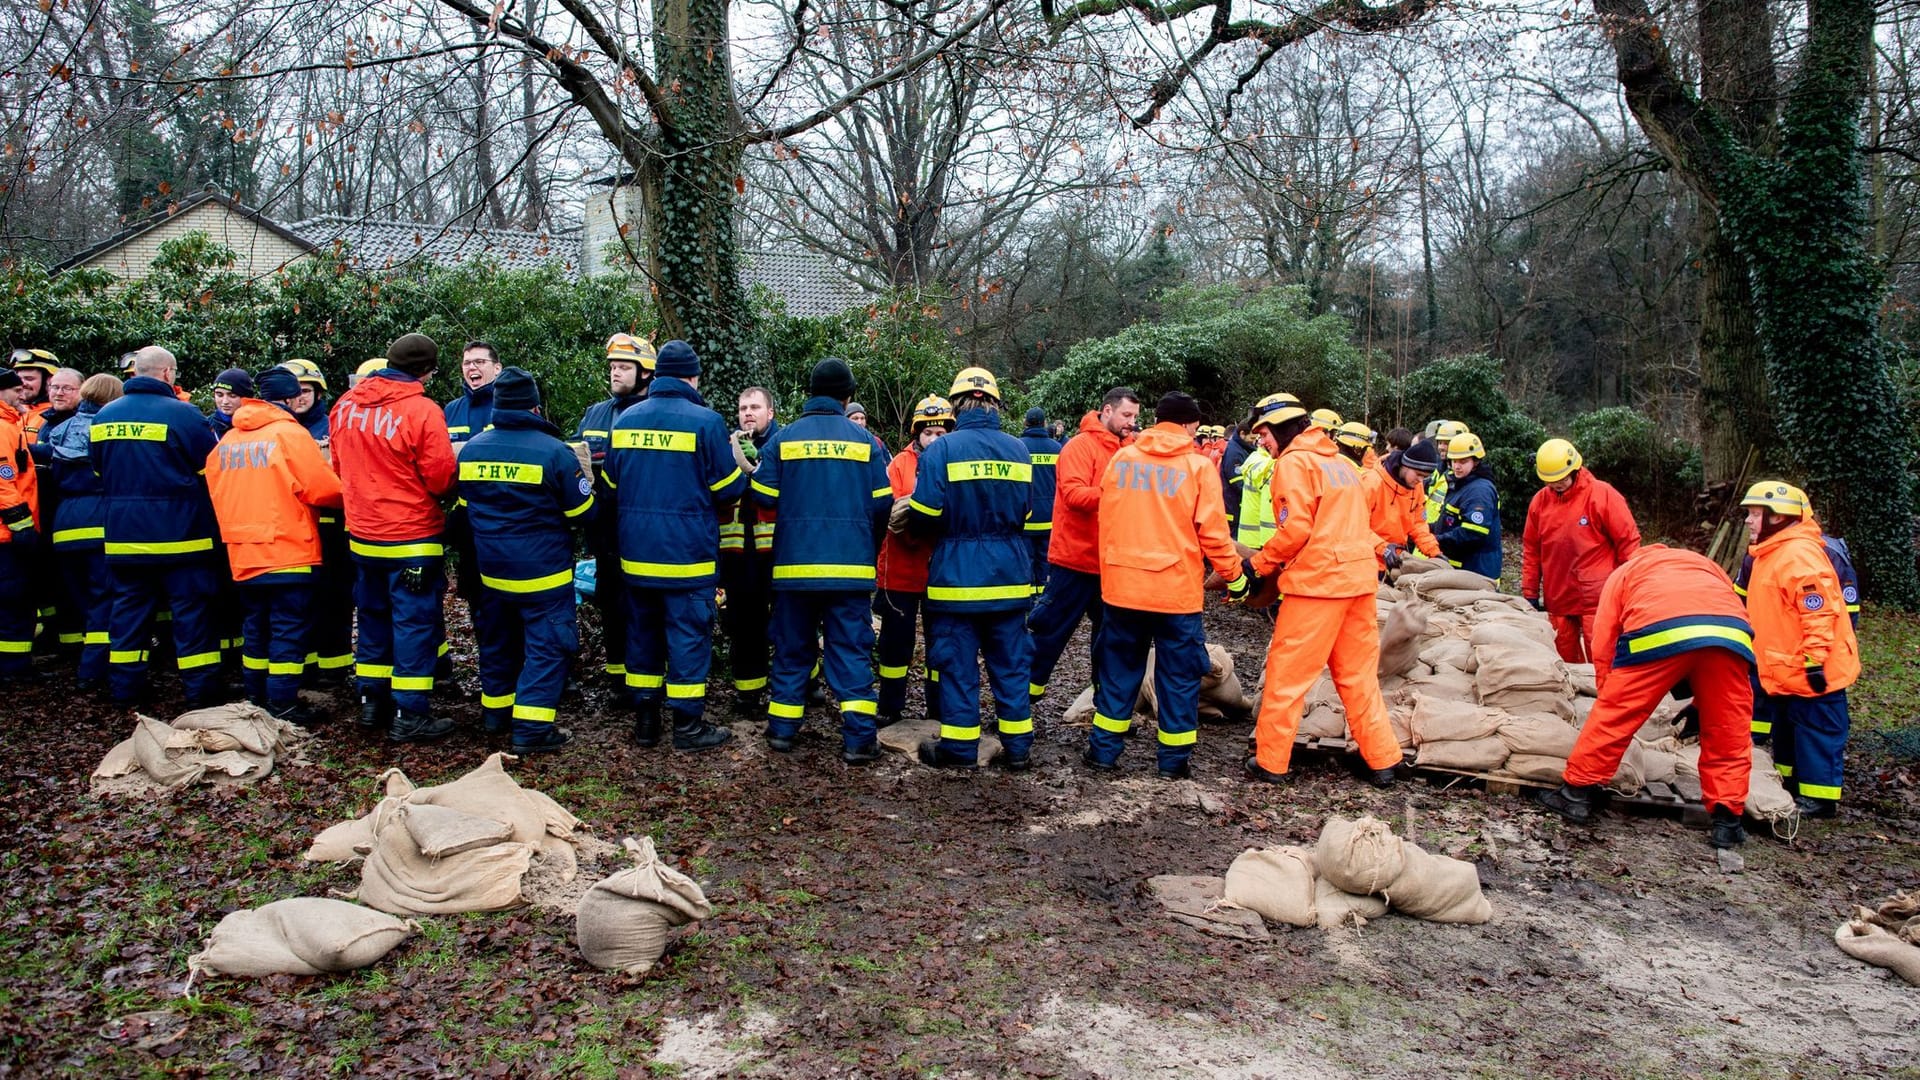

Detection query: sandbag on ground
xmin=1382 ymin=840 xmax=1491 ymax=924
xmin=189 ymin=898 xmax=417 ymax=977
xmin=1416 ymin=737 xmax=1510 ymax=772
xmin=1378 ymin=600 xmax=1430 ymax=678
xmin=1140 ymin=643 xmax=1253 ymax=720
xmin=1497 ymin=713 xmax=1580 ymax=758
xmin=1502 ymin=753 xmax=1568 ymax=783
xmin=1145 ymin=876 xmax=1270 ymax=941
xmin=576 ymin=837 xmax=713 ymax=974
xmin=1747 ymin=746 xmax=1798 ymax=821
xmin=1410 ymin=695 xmax=1502 ymax=744
xmin=1314 ymin=877 xmax=1388 ymax=930
xmin=357 ymin=803 xmax=535 ymax=915
xmin=1835 ymin=920 xmax=1920 ymax=985
xmin=1315 ymin=817 xmax=1405 ymax=897
xmin=1300 ymin=704 xmax=1349 ymax=739
xmin=1222 ymin=847 xmax=1317 ymax=928
xmin=94 ymin=705 xmax=309 ymax=794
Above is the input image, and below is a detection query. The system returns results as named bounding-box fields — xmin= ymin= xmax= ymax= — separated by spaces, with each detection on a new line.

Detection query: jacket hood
xmin=1280 ymin=427 xmax=1340 ymax=461
xmin=648 ymin=377 xmax=707 ymax=408
xmin=955 ymin=408 xmax=999 ymax=431
xmin=1021 ymin=425 xmax=1050 ymax=439
xmin=1132 ymin=422 xmax=1199 ymax=456
xmin=490 ymin=408 xmax=562 ymax=437
xmin=342 ymin=372 xmax=427 ymax=407
xmin=463 ymin=380 xmax=496 ymax=405
xmin=1751 ymin=515 xmax=1823 ymax=557
xmin=231 ymin=400 xmax=300 ymax=432
xmin=1548 ymin=468 xmax=1591 ymax=498
xmin=1077 ymin=410 xmax=1122 ymax=448
xmin=123 ymin=376 xmax=176 ymax=397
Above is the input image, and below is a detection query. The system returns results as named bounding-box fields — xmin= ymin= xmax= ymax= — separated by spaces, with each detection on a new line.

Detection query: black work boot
xmin=1244 ymin=756 xmax=1290 ymax=785
xmin=1793 ymin=795 xmax=1838 ymax=819
xmin=631 ymin=699 xmax=663 ymax=748
xmin=389 ymin=708 xmax=455 ymax=744
xmin=876 ymin=711 xmax=903 ymax=730
xmin=991 ymin=748 xmax=1033 ymax=773
xmin=1709 ymin=805 xmax=1747 ymax=849
xmin=1157 ymin=760 xmax=1192 ymax=782
xmin=671 ymin=709 xmax=732 ymax=752
xmin=1533 ymin=782 xmax=1598 ymax=824
xmin=841 ymin=741 xmax=880 ymax=766
xmin=1368 ymin=766 xmax=1401 ymax=789
xmin=512 ymin=724 xmax=573 ymax=755
xmin=1081 ymin=746 xmax=1119 ymax=773
xmin=919 ymin=739 xmax=978 ymax=770
xmin=267 ymin=700 xmax=316 ymax=727
xmin=359 ymin=696 xmax=395 ymax=731
xmin=480 ymin=708 xmax=511 ymax=735
xmin=734 ymin=688 xmax=766 ymax=717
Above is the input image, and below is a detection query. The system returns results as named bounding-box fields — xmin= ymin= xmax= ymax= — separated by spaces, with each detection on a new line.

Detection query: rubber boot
xmin=734 ymin=689 xmax=766 ymax=718
xmin=631 ymin=699 xmax=663 ymax=748
xmin=991 ymin=748 xmax=1032 ymax=773
xmin=512 ymin=723 xmax=572 ymax=754
xmin=671 ymin=709 xmax=732 ymax=752
xmin=1533 ymin=782 xmax=1598 ymax=824
xmin=1792 ymin=794 xmax=1838 ymax=819
xmin=1709 ymin=804 xmax=1746 ymax=849
xmin=1368 ymin=765 xmax=1401 ymax=789
xmin=267 ymin=700 xmax=316 ymax=728
xmin=841 ymin=741 xmax=880 ymax=766
xmin=389 ymin=708 xmax=455 ymax=744
xmin=1081 ymin=746 xmax=1118 ymax=773
xmin=919 ymin=738 xmax=978 ymax=770
xmin=359 ymin=695 xmax=395 ymax=731
xmin=1158 ymin=760 xmax=1192 ymax=782
xmin=481 ymin=708 xmax=511 ymax=735
xmin=1244 ymin=756 xmax=1290 ymax=785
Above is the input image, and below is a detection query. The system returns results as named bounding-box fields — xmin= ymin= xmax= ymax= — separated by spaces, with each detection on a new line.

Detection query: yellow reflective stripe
xmin=52 ymin=527 xmax=105 ymax=544
xmin=841 ymin=700 xmax=878 ymax=715
xmin=625 ymin=673 xmax=665 ymax=689
xmin=877 ymin=663 xmax=909 ymax=679
xmin=105 ymin=538 xmax=215 ymax=556
xmin=391 ymin=676 xmax=434 ymax=691
xmin=768 ymin=701 xmax=805 ymax=719
xmin=176 ymin=650 xmax=222 ymax=670
xmin=1798 ymin=783 xmax=1841 ymax=799
xmin=482 ymin=692 xmax=516 ymax=709
xmin=349 ymin=540 xmax=445 ymax=559
xmin=458 ymin=460 xmax=544 ymax=484
xmin=604 ymin=663 xmax=627 ymax=676
xmin=84 ymin=631 xmax=109 ymax=645
xmin=580 ymin=429 xmax=608 ymax=438
xmin=666 ymin=683 xmax=706 ymax=699
xmin=1030 ymin=454 xmax=1058 ymax=465
xmin=1776 ymin=763 xmax=1793 ymax=776
xmin=357 ymin=663 xmax=393 ymax=679
xmin=90 ymin=421 xmax=167 ymax=442
xmin=1024 ymin=521 xmax=1052 ymax=532
xmin=437 ymin=641 xmax=450 ymax=657
xmin=719 ymin=524 xmax=746 ymax=537
xmin=622 ymin=559 xmax=716 ymax=578
xmin=733 ymin=676 xmax=768 ymax=691
xmin=945 ymin=460 xmax=1031 ymax=482
xmin=1461 ymin=522 xmax=1490 ymax=535
xmin=751 ymin=480 xmax=779 ymax=499
xmin=927 ymin=584 xmax=1032 ymax=603
xmin=0 ymin=640 xmax=32 ymax=654
xmin=242 ymin=655 xmax=269 ymax=670
xmin=56 ymin=632 xmax=83 ymax=645
xmin=1029 ymin=683 xmax=1046 ymax=697
xmin=871 ymin=486 xmax=893 ymax=499
xmin=927 ymin=670 xmax=939 ymax=682
xmin=907 ymin=497 xmax=941 ymax=516
xmin=565 ymin=495 xmax=595 ymax=519
xmin=318 ymin=514 xmax=339 ymax=524
xmin=773 ymin=564 xmax=876 ymax=581
xmin=481 ymin=568 xmax=574 ymax=593
xmin=998 ymin=718 xmax=1034 ymax=735
xmin=512 ymin=704 xmax=557 ymax=721
xmin=1092 ymin=712 xmax=1131 ymax=733
xmin=268 ymin=661 xmax=305 ymax=675
xmin=109 ymin=649 xmax=149 ymax=663
xmin=780 ymin=439 xmax=870 ymax=461
xmin=710 ymin=467 xmax=743 ymax=492
xmin=1158 ymin=727 xmax=1198 ymax=746
xmin=1626 ymin=625 xmax=1753 ymax=655
xmin=940 ymin=724 xmax=982 ymax=741
xmin=1733 ymin=583 xmax=1749 ymax=597
xmin=611 ymin=429 xmax=697 ymax=451
xmin=446 ymin=425 xmax=471 ymax=435
xmin=1750 ymin=720 xmax=1773 ymax=734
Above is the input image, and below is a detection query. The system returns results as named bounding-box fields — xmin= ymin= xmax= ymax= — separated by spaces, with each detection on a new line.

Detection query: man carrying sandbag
xmin=1535 ymin=545 xmax=1753 ymax=847
xmin=1521 ymin=439 xmax=1640 ymax=664
xmin=1360 ymin=436 xmax=1443 ymax=573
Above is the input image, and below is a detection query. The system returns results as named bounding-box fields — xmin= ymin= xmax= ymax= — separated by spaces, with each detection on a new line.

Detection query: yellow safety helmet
xmin=1252 ymin=400 xmax=1308 ymax=430
xmin=1446 ymin=432 xmax=1487 ymax=460
xmin=1310 ymin=408 xmax=1342 ymax=431
xmin=1535 ymin=438 xmax=1583 ymax=483
xmin=1434 ymin=420 xmax=1470 ymax=442
xmin=606 ymin=333 xmax=657 ymax=371
xmin=1254 ymin=392 xmax=1301 ymax=413
xmin=949 ymin=366 xmax=1000 ymax=399
xmin=279 ymin=358 xmax=328 ymax=391
xmin=9 ymin=348 xmax=59 ymax=374
xmin=355 ymin=357 xmax=387 ymax=379
xmin=910 ymin=394 xmax=954 ymax=431
xmin=1335 ymin=421 xmax=1375 ymax=450
xmin=1740 ymin=481 xmax=1811 ymax=518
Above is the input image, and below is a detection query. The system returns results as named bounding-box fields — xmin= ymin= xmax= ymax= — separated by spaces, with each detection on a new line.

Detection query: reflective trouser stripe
xmin=268 ymin=661 xmax=304 ymax=676
xmin=877 ymin=663 xmax=909 ymax=679
xmin=733 ymin=676 xmax=767 ymax=691
xmin=357 ymin=663 xmax=394 ymax=679
xmin=941 ymin=724 xmax=982 ymax=741
xmin=621 ymin=559 xmax=715 ymax=578
xmin=481 ymin=569 xmax=573 ymax=593
xmin=315 ymin=654 xmax=353 ymax=670
xmin=1159 ymin=727 xmax=1198 ymax=746
xmin=605 ymin=663 xmax=627 ymax=676
xmin=0 ymin=640 xmax=31 ymax=654
xmin=1751 ymin=719 xmax=1773 ymax=734
xmin=998 ymin=718 xmax=1034 ymax=735
xmin=512 ymin=705 xmax=556 ymax=722
xmin=1798 ymin=782 xmax=1841 ymax=799
xmin=926 ymin=584 xmax=1032 ymax=602
xmin=391 ymin=676 xmax=433 ymax=691
xmin=666 ymin=683 xmax=705 ymax=699
xmin=482 ymin=692 xmax=516 ymax=709
xmin=841 ymin=700 xmax=877 ymax=715
xmin=110 ymin=650 xmax=149 ymax=664
xmin=768 ymin=701 xmax=804 ymax=719
xmin=1093 ymin=712 xmax=1130 ymax=733
xmin=84 ymin=632 xmax=109 ymax=645
xmin=772 ymin=564 xmax=876 ymax=581
xmin=1030 ymin=683 xmax=1046 ymax=698
xmin=625 ymin=673 xmax=665 ymax=689
xmin=349 ymin=540 xmax=445 ymax=559
xmin=176 ymin=650 xmax=222 ymax=670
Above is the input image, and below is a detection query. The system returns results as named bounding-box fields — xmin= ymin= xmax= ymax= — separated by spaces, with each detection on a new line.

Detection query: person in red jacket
xmin=1027 ymin=386 xmax=1139 ymax=701
xmin=1536 ymin=545 xmax=1753 ymax=848
xmin=1521 ymin=439 xmax=1640 ymax=663
xmin=328 ymin=334 xmax=458 ymax=742
xmin=0 ymin=368 xmax=41 ymax=683
xmin=874 ymin=395 xmax=950 ymax=727
xmin=205 ymin=367 xmax=345 ymax=722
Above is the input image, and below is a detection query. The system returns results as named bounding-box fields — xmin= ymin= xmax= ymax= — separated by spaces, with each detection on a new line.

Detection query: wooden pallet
xmin=1413 ymin=765 xmax=1709 ymax=824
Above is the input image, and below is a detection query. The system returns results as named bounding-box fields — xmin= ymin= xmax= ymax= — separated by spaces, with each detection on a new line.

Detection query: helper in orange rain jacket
xmin=0 ymin=378 xmax=42 ymax=679
xmin=1244 ymin=417 xmax=1402 ymax=784
xmin=1522 ymin=467 xmax=1640 ymax=664
xmin=1361 ymin=446 xmax=1442 ymax=569
xmin=205 ymin=392 xmax=345 ymax=718
xmin=1086 ymin=394 xmax=1242 ymax=777
xmin=1028 ymin=405 xmax=1132 ymax=698
xmin=874 ymin=414 xmax=944 ymax=725
xmin=1541 ymin=545 xmax=1753 ymax=844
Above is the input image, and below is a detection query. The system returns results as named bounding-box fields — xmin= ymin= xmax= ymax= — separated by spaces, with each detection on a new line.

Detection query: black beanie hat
xmin=0 ymin=369 xmax=21 ymax=393
xmin=492 ymin=367 xmax=541 ymax=411
xmin=655 ymin=340 xmax=699 ymax=379
xmin=1025 ymin=407 xmax=1045 ymax=427
xmin=213 ymin=368 xmax=255 ymax=398
xmin=809 ymin=357 xmax=857 ymax=401
xmin=1401 ymin=437 xmax=1443 ymax=473
xmin=386 ymin=332 xmax=439 ymax=376
xmin=1155 ymin=391 xmax=1202 ymax=425
xmin=255 ymin=367 xmax=301 ymax=402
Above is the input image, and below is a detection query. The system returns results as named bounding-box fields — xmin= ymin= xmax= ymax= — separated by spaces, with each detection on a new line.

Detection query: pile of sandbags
xmin=1062 ymin=643 xmax=1253 ymax=726
xmin=576 ymin=837 xmax=713 ymax=974
xmin=92 ymin=704 xmax=310 ymax=794
xmin=1834 ymin=891 xmax=1920 ymax=986
xmin=1219 ymin=816 xmax=1491 ymax=930
xmin=189 ymin=898 xmax=417 ymax=978
xmin=306 ymin=753 xmax=583 ymax=916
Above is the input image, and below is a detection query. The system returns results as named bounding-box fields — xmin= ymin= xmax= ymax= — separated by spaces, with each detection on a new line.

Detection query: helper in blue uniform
xmin=89 ymin=346 xmax=225 ymax=706
xmin=1019 ymin=406 xmax=1061 ymax=594
xmin=605 ymin=340 xmax=745 ymax=752
xmin=750 ymin=358 xmax=893 ymax=764
xmin=456 ymin=368 xmax=596 ymax=754
xmin=575 ymin=333 xmax=655 ymax=694
xmin=42 ymin=374 xmax=115 ymax=689
xmin=721 ymin=387 xmax=779 ymax=712
xmin=909 ymin=368 xmax=1036 ymax=770
xmin=1433 ymin=432 xmax=1503 ymax=579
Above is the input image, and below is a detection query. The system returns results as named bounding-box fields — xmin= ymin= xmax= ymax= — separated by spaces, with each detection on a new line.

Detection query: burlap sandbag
xmin=1315 ymin=816 xmax=1405 ymax=897
xmin=357 ymin=802 xmax=533 ymax=915
xmin=1300 ymin=704 xmax=1348 ymax=739
xmin=1418 ymin=638 xmax=1475 ymax=672
xmin=1835 ymin=919 xmax=1920 ymax=985
xmin=1566 ymin=663 xmax=1598 ymax=697
xmin=1388 ymin=706 xmax=1414 ymax=748
xmin=1416 ymin=737 xmax=1510 ymax=771
xmin=1411 ymin=695 xmax=1502 ymax=744
xmin=1221 ymin=847 xmax=1318 ymax=928
xmin=1473 ymin=646 xmax=1568 ymax=697
xmin=1377 ymin=600 xmax=1429 ymax=678
xmin=1607 ymin=740 xmax=1647 ymax=795
xmin=1638 ymin=746 xmax=1680 ymax=786
xmin=1376 ymin=582 xmax=1402 ymax=603
xmin=1469 ymin=595 xmax=1542 ymax=616
xmin=1468 ymin=621 xmax=1558 ymax=655
xmin=1497 ymin=713 xmax=1580 ymax=758
xmin=1140 ymin=644 xmax=1252 ymax=720
xmin=1571 ymin=696 xmax=1595 ymax=728
xmin=1314 ymin=877 xmax=1388 ymax=930
xmin=189 ymin=898 xmax=417 ymax=977
xmin=130 ymin=715 xmax=207 ymax=788
xmin=1426 ymin=587 xmax=1504 ymax=610
xmin=404 ymin=803 xmax=515 ymax=858
xmin=172 ymin=704 xmax=281 ymax=755
xmin=1062 ymin=685 xmax=1097 ymax=727
xmin=1408 ymin=569 xmax=1498 ymax=594
xmin=1747 ymin=746 xmax=1797 ymax=820
xmin=1502 ymin=753 xmax=1568 ymax=783
xmin=1383 ymin=840 xmax=1491 ymax=924
xmin=1405 ymin=664 xmax=1476 ymax=701
xmin=576 ymin=836 xmax=713 ymax=974
xmin=307 ymin=816 xmax=376 ymax=862
xmin=1482 ymin=690 xmax=1576 ymax=723
xmin=407 ymin=753 xmax=549 ymax=846
xmin=1397 ymin=556 xmax=1447 ymax=576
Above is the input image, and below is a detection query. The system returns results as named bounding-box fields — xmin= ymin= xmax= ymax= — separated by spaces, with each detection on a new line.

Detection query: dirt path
xmin=3 ymin=604 xmax=1916 ymax=1079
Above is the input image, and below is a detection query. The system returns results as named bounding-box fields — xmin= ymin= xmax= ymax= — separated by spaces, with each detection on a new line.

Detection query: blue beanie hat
xmin=655 ymin=340 xmax=699 ymax=379
xmin=492 ymin=367 xmax=541 ymax=411
xmin=254 ymin=367 xmax=301 ymax=402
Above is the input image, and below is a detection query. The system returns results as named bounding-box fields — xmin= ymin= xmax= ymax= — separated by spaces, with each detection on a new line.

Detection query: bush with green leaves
xmin=1385 ymin=353 xmax=1548 ymax=528
xmin=1564 ymin=406 xmax=1702 ymax=525
xmin=759 ymin=290 xmax=974 ymax=448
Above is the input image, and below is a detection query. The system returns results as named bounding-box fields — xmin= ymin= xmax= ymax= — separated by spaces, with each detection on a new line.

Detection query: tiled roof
xmin=740 ymin=249 xmax=868 ymax=318
xmin=290 ymin=215 xmax=582 ymax=277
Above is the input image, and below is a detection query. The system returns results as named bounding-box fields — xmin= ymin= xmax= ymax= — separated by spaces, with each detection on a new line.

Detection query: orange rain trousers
xmin=1550 ymin=613 xmax=1595 ymax=665
xmin=1252 ymin=593 xmax=1402 ymax=774
xmin=1563 ymin=646 xmax=1752 ymax=815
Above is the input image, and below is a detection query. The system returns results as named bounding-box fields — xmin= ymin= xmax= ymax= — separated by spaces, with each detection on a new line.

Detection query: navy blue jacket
xmin=604 ymin=378 xmax=746 ymax=590
xmin=209 ymin=410 xmax=236 ymax=440
xmin=46 ymin=402 xmax=106 ymax=551
xmin=912 ymin=409 xmax=1033 ymax=613
xmin=1020 ymin=425 xmax=1062 ymax=537
xmin=455 ymin=409 xmax=594 ymax=596
xmin=722 ymin=418 xmax=778 ymax=557
xmin=750 ymin=398 xmax=891 ymax=591
xmin=89 ymin=377 xmax=219 ymax=564
xmin=444 ymin=380 xmax=495 ymax=444
xmin=575 ymin=391 xmax=645 ymax=470
xmin=1221 ymin=431 xmax=1255 ymax=530
xmin=297 ymin=395 xmax=331 ymax=442
xmin=1435 ymin=464 xmax=1503 ymax=579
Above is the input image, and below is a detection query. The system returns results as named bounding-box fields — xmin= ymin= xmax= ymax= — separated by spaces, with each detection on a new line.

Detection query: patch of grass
xmin=1854 ymin=607 xmax=1920 ymax=743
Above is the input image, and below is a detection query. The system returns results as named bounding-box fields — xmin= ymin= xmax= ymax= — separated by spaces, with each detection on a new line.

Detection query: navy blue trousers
xmin=1027 ymin=533 xmax=1051 ymax=595
xmin=353 ymin=552 xmax=444 ymax=714
xmin=874 ymin=588 xmax=938 ymax=720
xmin=1087 ymin=605 xmax=1206 ymax=772
xmin=240 ymin=574 xmax=314 ymax=707
xmin=928 ymin=609 xmax=1033 ymax=760
xmin=767 ymin=589 xmax=877 ymax=749
xmin=106 ymin=557 xmax=224 ymax=703
xmin=0 ymin=544 xmax=31 ymax=677
xmin=1027 ymin=564 xmax=1102 ymax=697
xmin=474 ymin=586 xmax=576 ymax=740
xmin=1759 ymin=689 xmax=1850 ymax=805
xmin=625 ymin=587 xmax=717 ymax=720
xmin=55 ymin=544 xmax=112 ymax=682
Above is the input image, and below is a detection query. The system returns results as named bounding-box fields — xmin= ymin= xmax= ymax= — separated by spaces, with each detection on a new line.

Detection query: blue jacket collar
xmin=124 ymin=376 xmax=175 ymax=396
xmin=648 ymin=377 xmax=707 ymax=407
xmin=801 ymin=396 xmax=846 ymax=417
xmin=464 ymin=380 xmax=496 ymax=405
xmin=955 ymin=408 xmax=999 ymax=430
xmin=1021 ymin=425 xmax=1049 ymax=439
xmin=491 ymin=408 xmax=561 ymax=437
xmin=753 ymin=417 xmax=779 ymax=448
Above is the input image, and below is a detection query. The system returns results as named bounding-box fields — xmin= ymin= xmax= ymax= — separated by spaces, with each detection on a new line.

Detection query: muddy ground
xmin=3 ymin=599 xmax=1918 ymax=1079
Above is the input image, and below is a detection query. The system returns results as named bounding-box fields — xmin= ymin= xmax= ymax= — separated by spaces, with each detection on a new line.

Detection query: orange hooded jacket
xmin=1746 ymin=517 xmax=1860 ymax=696
xmin=205 ymin=401 xmax=345 ymax=581
xmin=1097 ymin=423 xmax=1241 ymax=613
xmin=1522 ymin=469 xmax=1640 ymax=616
xmin=327 ymin=373 xmax=457 ymax=543
xmin=876 ymin=441 xmax=933 ymax=593
xmin=1589 ymin=544 xmax=1751 ymax=688
xmin=1250 ymin=427 xmax=1376 ymax=599
xmin=1361 ymin=458 xmax=1440 ymax=560
xmin=1048 ymin=410 xmax=1127 ymax=575
xmin=0 ymin=399 xmax=39 ymax=542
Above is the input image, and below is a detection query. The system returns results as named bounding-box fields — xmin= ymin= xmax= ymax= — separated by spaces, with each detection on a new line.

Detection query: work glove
xmin=1225 ymin=571 xmax=1253 ymax=601
xmin=1383 ymin=544 xmax=1404 ymax=571
xmin=1805 ymin=665 xmax=1828 ymax=695
xmin=398 ymin=565 xmax=435 ymax=596
xmin=1527 ymin=596 xmax=1546 ymax=613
